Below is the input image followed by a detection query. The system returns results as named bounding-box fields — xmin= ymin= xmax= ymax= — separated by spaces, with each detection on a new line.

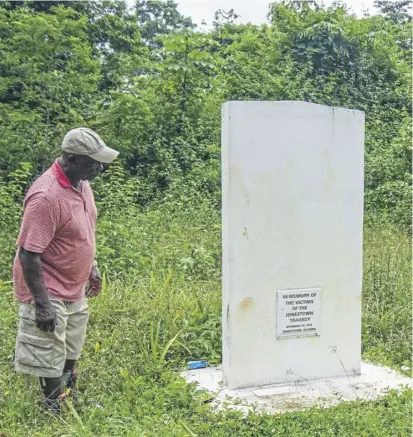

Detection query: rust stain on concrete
xmin=237 ymin=297 xmax=254 ymax=313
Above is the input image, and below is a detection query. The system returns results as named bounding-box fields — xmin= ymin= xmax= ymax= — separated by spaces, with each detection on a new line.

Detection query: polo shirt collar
xmin=51 ymin=159 xmax=72 ymax=188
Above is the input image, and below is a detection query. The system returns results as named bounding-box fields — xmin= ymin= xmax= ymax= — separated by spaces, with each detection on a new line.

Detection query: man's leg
xmin=62 ymin=359 xmax=77 ymax=389
xmin=64 ymin=297 xmax=89 ymax=394
xmin=15 ymin=301 xmax=68 ymax=412
xmin=39 ymin=376 xmax=65 ymax=413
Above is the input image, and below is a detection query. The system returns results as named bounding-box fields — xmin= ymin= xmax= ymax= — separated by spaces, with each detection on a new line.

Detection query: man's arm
xmin=19 ymin=248 xmax=56 ymax=332
xmin=86 ymin=261 xmax=102 ymax=298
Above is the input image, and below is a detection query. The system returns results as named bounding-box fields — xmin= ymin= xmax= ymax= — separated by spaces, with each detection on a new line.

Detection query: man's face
xmin=69 ymin=155 xmax=103 ymax=181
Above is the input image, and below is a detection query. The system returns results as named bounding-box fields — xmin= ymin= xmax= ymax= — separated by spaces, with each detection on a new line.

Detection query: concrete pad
xmin=181 ymin=362 xmax=412 ymax=415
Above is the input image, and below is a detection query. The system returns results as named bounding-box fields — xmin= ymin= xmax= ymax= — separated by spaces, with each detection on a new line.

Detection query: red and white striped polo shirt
xmin=13 ymin=160 xmax=97 ymax=303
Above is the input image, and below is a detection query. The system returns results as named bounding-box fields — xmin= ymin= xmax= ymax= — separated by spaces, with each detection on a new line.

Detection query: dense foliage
xmin=0 ymin=0 xmax=411 ymax=222
xmin=0 ymin=1 xmax=411 ymax=435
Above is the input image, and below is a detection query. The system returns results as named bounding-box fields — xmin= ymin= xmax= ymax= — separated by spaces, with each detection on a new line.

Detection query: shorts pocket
xmin=18 ymin=303 xmax=35 ymax=321
xmin=15 ymin=332 xmax=54 ymax=368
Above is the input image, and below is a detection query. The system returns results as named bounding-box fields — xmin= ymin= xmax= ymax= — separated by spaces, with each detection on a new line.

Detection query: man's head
xmin=60 ymin=128 xmax=119 ymax=181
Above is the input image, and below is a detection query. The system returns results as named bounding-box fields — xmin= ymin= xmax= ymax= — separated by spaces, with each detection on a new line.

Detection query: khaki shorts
xmin=14 ymin=297 xmax=89 ymax=378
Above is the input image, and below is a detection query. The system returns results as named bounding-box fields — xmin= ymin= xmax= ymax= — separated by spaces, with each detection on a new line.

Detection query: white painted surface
xmin=181 ymin=363 xmax=412 ymax=415
xmin=221 ymin=101 xmax=365 ymax=389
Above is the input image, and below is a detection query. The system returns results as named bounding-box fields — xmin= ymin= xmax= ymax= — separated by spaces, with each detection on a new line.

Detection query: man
xmin=13 ymin=127 xmax=118 ymax=412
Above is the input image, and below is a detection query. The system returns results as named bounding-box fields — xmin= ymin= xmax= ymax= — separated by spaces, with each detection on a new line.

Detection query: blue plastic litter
xmin=187 ymin=360 xmax=207 ymax=369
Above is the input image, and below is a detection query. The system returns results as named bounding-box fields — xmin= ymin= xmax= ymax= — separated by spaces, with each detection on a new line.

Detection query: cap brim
xmin=89 ymin=146 xmax=119 ymax=164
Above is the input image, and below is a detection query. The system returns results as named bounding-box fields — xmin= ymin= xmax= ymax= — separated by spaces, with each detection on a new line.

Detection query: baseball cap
xmin=61 ymin=127 xmax=119 ymax=163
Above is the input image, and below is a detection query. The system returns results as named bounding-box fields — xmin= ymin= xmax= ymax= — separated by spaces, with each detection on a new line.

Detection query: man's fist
xmin=35 ymin=301 xmax=57 ymax=332
xmin=86 ymin=265 xmax=102 ymax=298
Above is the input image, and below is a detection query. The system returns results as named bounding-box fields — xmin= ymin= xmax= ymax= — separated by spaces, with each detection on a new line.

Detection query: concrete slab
xmin=181 ymin=362 xmax=412 ymax=415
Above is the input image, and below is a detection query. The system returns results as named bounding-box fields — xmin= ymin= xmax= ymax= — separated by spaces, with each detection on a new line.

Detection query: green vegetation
xmin=0 ymin=1 xmax=411 ymax=435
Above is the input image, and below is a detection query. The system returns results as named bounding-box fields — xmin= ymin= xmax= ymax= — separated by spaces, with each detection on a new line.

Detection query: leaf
xmin=160 ymin=329 xmax=182 ymax=362
xmin=179 ymin=420 xmax=198 ymax=437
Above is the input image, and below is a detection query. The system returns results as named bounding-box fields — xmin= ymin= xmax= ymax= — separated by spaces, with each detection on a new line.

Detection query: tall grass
xmin=362 ymin=224 xmax=412 ymax=371
xmin=0 ymin=198 xmax=411 ymax=436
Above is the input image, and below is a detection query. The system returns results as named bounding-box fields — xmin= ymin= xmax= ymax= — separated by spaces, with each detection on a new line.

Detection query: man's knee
xmin=65 ymin=298 xmax=89 ymax=360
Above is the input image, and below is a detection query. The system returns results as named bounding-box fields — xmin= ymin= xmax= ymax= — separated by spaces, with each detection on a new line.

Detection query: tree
xmin=374 ymin=0 xmax=412 ymax=24
xmin=85 ymin=3 xmax=149 ymax=92
xmin=0 ymin=6 xmax=101 ymax=173
xmin=212 ymin=8 xmax=240 ymax=27
xmin=135 ymin=0 xmax=194 ymax=48
xmin=0 ymin=0 xmax=89 ymax=13
xmin=0 ymin=0 xmax=410 ymax=226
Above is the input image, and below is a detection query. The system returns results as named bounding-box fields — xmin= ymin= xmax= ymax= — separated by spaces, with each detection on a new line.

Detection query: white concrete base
xmin=181 ymin=362 xmax=412 ymax=415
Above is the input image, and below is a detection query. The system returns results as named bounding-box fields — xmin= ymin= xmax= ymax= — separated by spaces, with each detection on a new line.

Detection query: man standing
xmin=13 ymin=127 xmax=118 ymax=412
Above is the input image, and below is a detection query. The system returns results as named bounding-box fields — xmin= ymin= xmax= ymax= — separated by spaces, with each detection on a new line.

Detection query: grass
xmin=362 ymin=225 xmax=412 ymax=372
xmin=0 ymin=198 xmax=411 ymax=436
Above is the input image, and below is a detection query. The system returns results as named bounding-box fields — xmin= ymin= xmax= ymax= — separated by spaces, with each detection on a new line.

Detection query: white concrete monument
xmin=182 ymin=101 xmax=411 ymax=414
xmin=221 ymin=101 xmax=364 ymax=389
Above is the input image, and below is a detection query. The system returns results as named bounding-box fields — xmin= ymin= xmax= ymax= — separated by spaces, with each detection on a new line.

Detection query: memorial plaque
xmin=276 ymin=288 xmax=321 ymax=339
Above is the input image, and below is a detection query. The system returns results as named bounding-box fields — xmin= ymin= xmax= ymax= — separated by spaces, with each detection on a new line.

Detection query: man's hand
xmin=86 ymin=265 xmax=102 ymax=298
xmin=35 ymin=301 xmax=57 ymax=332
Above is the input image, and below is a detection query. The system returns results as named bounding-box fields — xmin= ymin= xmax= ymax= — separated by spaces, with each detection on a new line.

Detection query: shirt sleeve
xmin=17 ymin=194 xmax=59 ymax=253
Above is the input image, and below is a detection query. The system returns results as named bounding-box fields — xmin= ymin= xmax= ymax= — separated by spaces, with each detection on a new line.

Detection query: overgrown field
xmin=0 ymin=194 xmax=411 ymax=436
xmin=0 ymin=0 xmax=411 ymax=435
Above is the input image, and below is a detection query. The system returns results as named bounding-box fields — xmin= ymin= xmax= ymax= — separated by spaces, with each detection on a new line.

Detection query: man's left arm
xmin=86 ymin=261 xmax=102 ymax=298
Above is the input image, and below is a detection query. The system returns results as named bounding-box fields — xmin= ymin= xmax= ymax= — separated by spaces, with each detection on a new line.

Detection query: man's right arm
xmin=16 ymin=194 xmax=58 ymax=331
xmin=19 ymin=248 xmax=56 ymax=332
